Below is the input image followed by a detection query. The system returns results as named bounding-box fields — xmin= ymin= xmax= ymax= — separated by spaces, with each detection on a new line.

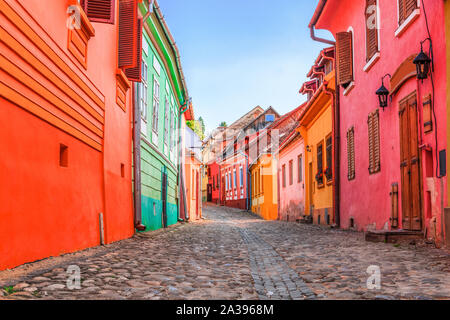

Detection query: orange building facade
xmin=0 ymin=0 xmax=140 ymax=270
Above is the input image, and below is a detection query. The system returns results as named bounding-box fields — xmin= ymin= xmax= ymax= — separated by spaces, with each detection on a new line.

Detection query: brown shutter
xmin=347 ymin=127 xmax=355 ymax=180
xmin=398 ymin=0 xmax=405 ymax=25
xmin=336 ymin=32 xmax=353 ymax=86
xmin=423 ymin=94 xmax=433 ymax=133
xmin=365 ymin=0 xmax=378 ymax=62
xmin=405 ymin=0 xmax=418 ymax=17
xmin=368 ymin=110 xmax=380 ymax=174
xmin=81 ymin=0 xmax=115 ymax=24
xmin=118 ymin=0 xmax=137 ymax=69
xmin=399 ymin=0 xmax=418 ymax=25
xmin=125 ymin=17 xmax=143 ymax=82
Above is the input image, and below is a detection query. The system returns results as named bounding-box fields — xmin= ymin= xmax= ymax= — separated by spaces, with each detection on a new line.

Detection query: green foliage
xmin=187 ymin=118 xmax=206 ymax=140
xmin=219 ymin=121 xmax=228 ymax=128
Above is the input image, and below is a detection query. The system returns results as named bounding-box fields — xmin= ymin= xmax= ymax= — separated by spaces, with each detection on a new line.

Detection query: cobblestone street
xmin=1 ymin=205 xmax=449 ymax=300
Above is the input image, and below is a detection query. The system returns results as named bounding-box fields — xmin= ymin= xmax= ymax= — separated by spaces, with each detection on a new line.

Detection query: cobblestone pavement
xmin=1 ymin=205 xmax=449 ymax=300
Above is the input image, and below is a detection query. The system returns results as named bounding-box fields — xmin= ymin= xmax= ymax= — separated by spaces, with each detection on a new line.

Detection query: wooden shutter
xmin=365 ymin=0 xmax=378 ymax=62
xmin=81 ymin=0 xmax=115 ymax=24
xmin=347 ymin=127 xmax=355 ymax=180
xmin=336 ymin=32 xmax=353 ymax=86
xmin=118 ymin=0 xmax=137 ymax=69
xmin=423 ymin=94 xmax=433 ymax=133
xmin=368 ymin=110 xmax=380 ymax=174
xmin=125 ymin=18 xmax=143 ymax=82
xmin=399 ymin=0 xmax=418 ymax=25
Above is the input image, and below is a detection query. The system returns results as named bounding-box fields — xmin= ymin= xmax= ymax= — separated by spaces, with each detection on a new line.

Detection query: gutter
xmin=309 ymin=0 xmax=335 ymax=46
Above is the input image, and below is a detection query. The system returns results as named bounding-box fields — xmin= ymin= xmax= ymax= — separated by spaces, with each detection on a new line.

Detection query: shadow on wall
xmin=280 ymin=201 xmax=305 ymax=222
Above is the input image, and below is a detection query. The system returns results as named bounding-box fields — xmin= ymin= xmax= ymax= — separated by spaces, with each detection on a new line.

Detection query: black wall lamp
xmin=413 ymin=38 xmax=433 ymax=81
xmin=375 ymin=74 xmax=392 ymax=111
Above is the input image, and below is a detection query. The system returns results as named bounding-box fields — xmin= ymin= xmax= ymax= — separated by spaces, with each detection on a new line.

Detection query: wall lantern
xmin=306 ymin=145 xmax=312 ymax=152
xmin=413 ymin=38 xmax=433 ymax=81
xmin=375 ymin=74 xmax=391 ymax=111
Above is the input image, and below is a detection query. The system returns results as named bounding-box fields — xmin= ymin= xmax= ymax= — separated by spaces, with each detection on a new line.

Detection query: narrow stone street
xmin=1 ymin=205 xmax=449 ymax=300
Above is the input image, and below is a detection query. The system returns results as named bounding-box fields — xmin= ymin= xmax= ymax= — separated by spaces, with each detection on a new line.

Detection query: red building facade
xmin=0 ymin=0 xmax=141 ymax=270
xmin=311 ymin=0 xmax=447 ymax=244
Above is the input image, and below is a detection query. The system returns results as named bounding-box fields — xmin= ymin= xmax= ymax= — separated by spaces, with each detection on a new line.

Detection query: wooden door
xmin=399 ymin=93 xmax=422 ymax=231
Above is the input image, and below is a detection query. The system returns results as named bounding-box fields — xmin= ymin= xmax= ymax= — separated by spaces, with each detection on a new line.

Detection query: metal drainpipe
xmin=133 ymin=83 xmax=146 ymax=232
xmin=309 ymin=9 xmax=341 ymax=228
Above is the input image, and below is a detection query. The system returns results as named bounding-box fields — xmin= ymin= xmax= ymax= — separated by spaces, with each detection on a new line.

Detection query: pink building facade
xmin=312 ymin=0 xmax=447 ymax=244
xmin=277 ymin=131 xmax=305 ymax=222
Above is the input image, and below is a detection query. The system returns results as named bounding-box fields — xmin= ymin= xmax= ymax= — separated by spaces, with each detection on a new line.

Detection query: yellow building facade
xmin=250 ymin=154 xmax=278 ymax=221
xmin=298 ymin=71 xmax=335 ymax=225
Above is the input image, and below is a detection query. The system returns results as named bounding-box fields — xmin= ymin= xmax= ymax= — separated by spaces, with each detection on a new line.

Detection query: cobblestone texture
xmin=1 ymin=205 xmax=449 ymax=300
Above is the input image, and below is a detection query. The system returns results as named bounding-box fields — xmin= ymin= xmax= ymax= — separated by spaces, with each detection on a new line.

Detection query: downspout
xmin=133 ymin=83 xmax=146 ymax=231
xmin=178 ymin=106 xmax=189 ymax=222
xmin=309 ymin=1 xmax=340 ymax=227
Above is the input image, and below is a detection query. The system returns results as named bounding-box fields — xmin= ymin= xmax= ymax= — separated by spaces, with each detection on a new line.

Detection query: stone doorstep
xmin=365 ymin=230 xmax=424 ymax=244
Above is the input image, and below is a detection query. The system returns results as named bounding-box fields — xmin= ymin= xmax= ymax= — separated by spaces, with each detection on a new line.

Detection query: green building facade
xmin=136 ymin=1 xmax=189 ymax=231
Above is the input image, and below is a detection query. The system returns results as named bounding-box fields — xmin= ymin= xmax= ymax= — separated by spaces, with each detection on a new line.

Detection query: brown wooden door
xmin=399 ymin=93 xmax=422 ymax=231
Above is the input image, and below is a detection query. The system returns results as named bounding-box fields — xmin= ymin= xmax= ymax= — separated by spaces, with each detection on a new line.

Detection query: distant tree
xmin=219 ymin=121 xmax=228 ymax=128
xmin=186 ymin=118 xmax=205 ymax=140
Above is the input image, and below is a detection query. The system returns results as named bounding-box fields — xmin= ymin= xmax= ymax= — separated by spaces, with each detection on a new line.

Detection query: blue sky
xmin=159 ymin=0 xmax=332 ymax=134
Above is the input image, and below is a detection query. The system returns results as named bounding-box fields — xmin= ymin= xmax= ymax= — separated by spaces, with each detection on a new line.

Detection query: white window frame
xmin=343 ymin=26 xmax=356 ymax=97
xmin=395 ymin=0 xmax=421 ymax=37
xmin=151 ymin=76 xmax=160 ymax=146
xmin=363 ymin=0 xmax=381 ymax=72
xmin=164 ymin=97 xmax=169 ymax=152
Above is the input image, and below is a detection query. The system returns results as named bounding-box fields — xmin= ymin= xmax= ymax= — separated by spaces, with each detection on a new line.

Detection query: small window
xmin=298 ymin=155 xmax=303 ymax=183
xmin=365 ymin=0 xmax=379 ymax=62
xmin=121 ymin=163 xmax=125 ymax=178
xmin=152 ymin=77 xmax=160 ymax=134
xmin=398 ymin=0 xmax=418 ymax=26
xmin=336 ymin=31 xmax=354 ymax=87
xmin=368 ymin=110 xmax=381 ymax=174
xmin=347 ymin=128 xmax=356 ymax=180
xmin=59 ymin=144 xmax=68 ymax=167
xmin=317 ymin=142 xmax=324 ymax=185
xmin=240 ymin=167 xmax=244 ymax=187
xmin=265 ymin=114 xmax=275 ymax=122
xmin=326 ymin=135 xmax=333 ymax=181
xmin=81 ymin=0 xmax=115 ymax=24
xmin=282 ymin=164 xmax=286 ymax=188
xmin=289 ymin=160 xmax=293 ymax=185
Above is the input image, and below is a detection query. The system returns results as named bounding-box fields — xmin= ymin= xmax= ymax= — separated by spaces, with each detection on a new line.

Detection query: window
xmin=225 ymin=174 xmax=228 ymax=191
xmin=336 ymin=31 xmax=354 ymax=87
xmin=140 ymin=61 xmax=148 ymax=120
xmin=398 ymin=0 xmax=418 ymax=26
xmin=164 ymin=98 xmax=169 ymax=149
xmin=81 ymin=0 xmax=115 ymax=24
xmin=213 ymin=176 xmax=215 ymax=191
xmin=59 ymin=144 xmax=68 ymax=167
xmin=347 ymin=128 xmax=355 ymax=180
xmin=317 ymin=142 xmax=324 ymax=185
xmin=289 ymin=160 xmax=293 ymax=186
xmin=152 ymin=77 xmax=160 ymax=134
xmin=233 ymin=170 xmax=237 ymax=189
xmin=169 ymin=108 xmax=175 ymax=152
xmin=368 ymin=110 xmax=381 ymax=174
xmin=365 ymin=0 xmax=379 ymax=62
xmin=282 ymin=164 xmax=286 ymax=188
xmin=240 ymin=167 xmax=244 ymax=187
xmin=265 ymin=114 xmax=275 ymax=122
xmin=216 ymin=174 xmax=219 ymax=189
xmin=298 ymin=155 xmax=303 ymax=183
xmin=229 ymin=172 xmax=232 ymax=190
xmin=326 ymin=135 xmax=333 ymax=181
